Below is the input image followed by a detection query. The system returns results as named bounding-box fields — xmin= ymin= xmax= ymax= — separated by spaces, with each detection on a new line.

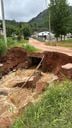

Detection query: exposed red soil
xmin=0 ymin=47 xmax=72 ymax=79
xmin=14 ymin=71 xmax=42 ymax=88
xmin=0 ymin=47 xmax=30 ymax=75
xmin=0 ymin=45 xmax=72 ymax=127
xmin=29 ymin=38 xmax=72 ymax=79
xmin=42 ymin=51 xmax=72 ymax=72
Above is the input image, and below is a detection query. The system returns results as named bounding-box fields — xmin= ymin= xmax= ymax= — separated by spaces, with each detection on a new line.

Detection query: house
xmin=38 ymin=31 xmax=55 ymax=40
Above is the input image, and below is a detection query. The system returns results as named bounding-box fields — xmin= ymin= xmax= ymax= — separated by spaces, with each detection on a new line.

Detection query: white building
xmin=38 ymin=31 xmax=55 ymax=40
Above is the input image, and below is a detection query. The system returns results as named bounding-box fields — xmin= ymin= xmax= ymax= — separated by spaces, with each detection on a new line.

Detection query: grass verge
xmin=45 ymin=39 xmax=72 ymax=48
xmin=22 ymin=43 xmax=38 ymax=52
xmin=0 ymin=39 xmax=7 ymax=56
xmin=0 ymin=38 xmax=38 ymax=55
xmin=12 ymin=80 xmax=72 ymax=128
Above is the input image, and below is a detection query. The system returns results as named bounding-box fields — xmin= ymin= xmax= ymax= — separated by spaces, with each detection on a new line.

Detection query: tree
xmin=50 ymin=0 xmax=70 ymax=41
xmin=67 ymin=6 xmax=72 ymax=34
xmin=6 ymin=25 xmax=17 ymax=37
xmin=22 ymin=25 xmax=31 ymax=39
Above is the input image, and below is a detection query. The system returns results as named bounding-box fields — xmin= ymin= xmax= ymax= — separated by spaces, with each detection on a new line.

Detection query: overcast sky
xmin=0 ymin=0 xmax=72 ymax=22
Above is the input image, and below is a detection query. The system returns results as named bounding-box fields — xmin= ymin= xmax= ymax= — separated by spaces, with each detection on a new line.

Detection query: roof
xmin=38 ymin=31 xmax=54 ymax=36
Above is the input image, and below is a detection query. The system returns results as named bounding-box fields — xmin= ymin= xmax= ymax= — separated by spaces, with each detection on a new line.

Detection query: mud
xmin=0 ymin=47 xmax=72 ymax=79
xmin=0 ymin=68 xmax=57 ymax=127
xmin=42 ymin=51 xmax=72 ymax=79
xmin=13 ymin=71 xmax=42 ymax=88
xmin=0 ymin=47 xmax=29 ymax=75
xmin=0 ymin=47 xmax=72 ymax=127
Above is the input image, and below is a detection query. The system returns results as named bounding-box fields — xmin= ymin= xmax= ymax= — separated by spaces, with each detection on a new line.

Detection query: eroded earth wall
xmin=42 ymin=51 xmax=72 ymax=79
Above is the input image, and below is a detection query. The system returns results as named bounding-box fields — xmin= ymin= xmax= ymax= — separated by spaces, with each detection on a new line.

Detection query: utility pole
xmin=48 ymin=7 xmax=51 ymax=40
xmin=45 ymin=0 xmax=51 ymax=41
xmin=1 ymin=0 xmax=7 ymax=47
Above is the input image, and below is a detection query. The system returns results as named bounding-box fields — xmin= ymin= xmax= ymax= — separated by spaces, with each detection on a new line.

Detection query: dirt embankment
xmin=0 ymin=47 xmax=72 ymax=127
xmin=42 ymin=51 xmax=72 ymax=79
xmin=0 ymin=47 xmax=31 ymax=75
xmin=42 ymin=51 xmax=72 ymax=72
xmin=0 ymin=47 xmax=72 ymax=79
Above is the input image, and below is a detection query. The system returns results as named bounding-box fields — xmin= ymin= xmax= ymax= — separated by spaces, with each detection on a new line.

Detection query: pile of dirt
xmin=42 ymin=51 xmax=72 ymax=78
xmin=0 ymin=47 xmax=31 ymax=75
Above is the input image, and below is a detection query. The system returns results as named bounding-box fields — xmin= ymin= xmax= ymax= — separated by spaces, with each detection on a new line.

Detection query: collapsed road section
xmin=0 ymin=47 xmax=72 ymax=79
xmin=0 ymin=47 xmax=72 ymax=127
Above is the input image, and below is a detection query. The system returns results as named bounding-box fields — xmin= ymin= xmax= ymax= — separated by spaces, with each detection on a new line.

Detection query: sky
xmin=0 ymin=0 xmax=72 ymax=22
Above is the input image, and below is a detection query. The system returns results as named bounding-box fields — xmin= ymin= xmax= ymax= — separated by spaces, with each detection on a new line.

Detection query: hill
xmin=0 ymin=6 xmax=72 ymax=34
xmin=29 ymin=6 xmax=72 ymax=32
xmin=29 ymin=9 xmax=49 ymax=31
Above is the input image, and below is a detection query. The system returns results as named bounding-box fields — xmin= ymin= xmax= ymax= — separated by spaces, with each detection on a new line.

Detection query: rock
xmin=60 ymin=63 xmax=72 ymax=79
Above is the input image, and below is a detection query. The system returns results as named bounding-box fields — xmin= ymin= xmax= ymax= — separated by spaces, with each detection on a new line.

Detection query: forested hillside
xmin=0 ymin=6 xmax=72 ymax=35
xmin=29 ymin=6 xmax=72 ymax=32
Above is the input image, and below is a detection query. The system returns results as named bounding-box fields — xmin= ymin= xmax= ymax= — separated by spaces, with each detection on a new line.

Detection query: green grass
xmin=0 ymin=38 xmax=37 ymax=56
xmin=46 ymin=39 xmax=72 ymax=48
xmin=12 ymin=80 xmax=72 ymax=128
xmin=22 ymin=43 xmax=38 ymax=52
xmin=0 ymin=37 xmax=28 ymax=48
xmin=7 ymin=37 xmax=28 ymax=48
xmin=0 ymin=39 xmax=7 ymax=56
xmin=34 ymin=37 xmax=72 ymax=48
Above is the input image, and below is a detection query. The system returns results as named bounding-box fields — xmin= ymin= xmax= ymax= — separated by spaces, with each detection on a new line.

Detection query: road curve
xmin=29 ymin=38 xmax=72 ymax=56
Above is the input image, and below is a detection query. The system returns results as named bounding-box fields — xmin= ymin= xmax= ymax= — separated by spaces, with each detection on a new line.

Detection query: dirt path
xmin=29 ymin=38 xmax=72 ymax=56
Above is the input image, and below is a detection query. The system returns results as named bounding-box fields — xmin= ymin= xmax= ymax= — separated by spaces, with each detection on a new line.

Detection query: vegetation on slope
xmin=12 ymin=80 xmax=72 ymax=128
xmin=45 ymin=39 xmax=72 ymax=48
xmin=0 ymin=39 xmax=7 ymax=56
xmin=29 ymin=6 xmax=72 ymax=33
xmin=0 ymin=38 xmax=38 ymax=56
xmin=23 ymin=43 xmax=38 ymax=52
xmin=29 ymin=9 xmax=49 ymax=31
xmin=0 ymin=20 xmax=32 ymax=38
xmin=0 ymin=6 xmax=72 ymax=35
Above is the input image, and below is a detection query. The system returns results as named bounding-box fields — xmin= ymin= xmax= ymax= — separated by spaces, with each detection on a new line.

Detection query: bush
xmin=22 ymin=25 xmax=31 ymax=39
